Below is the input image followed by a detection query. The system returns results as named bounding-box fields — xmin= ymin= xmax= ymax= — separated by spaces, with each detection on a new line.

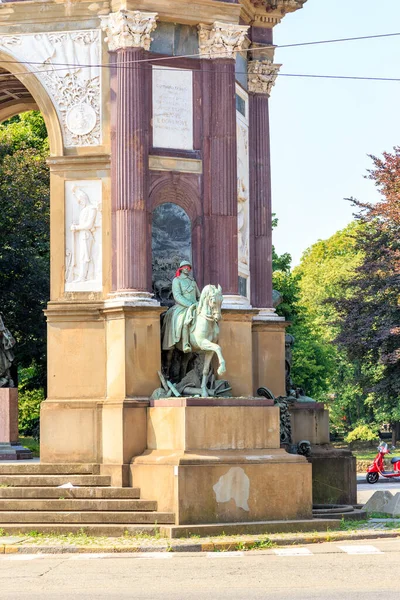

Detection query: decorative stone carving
xmin=236 ymin=87 xmax=250 ymax=275
xmin=65 ymin=181 xmax=102 ymax=292
xmin=100 ymin=10 xmax=158 ymax=51
xmin=248 ymin=60 xmax=281 ymax=96
xmin=0 ymin=30 xmax=101 ymax=147
xmin=66 ymin=103 xmax=97 ymax=136
xmin=198 ymin=22 xmax=249 ymax=60
xmin=250 ymin=0 xmax=307 ymax=11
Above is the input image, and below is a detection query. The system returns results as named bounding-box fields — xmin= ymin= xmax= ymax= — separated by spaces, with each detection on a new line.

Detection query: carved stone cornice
xmin=100 ymin=9 xmax=158 ymax=52
xmin=250 ymin=0 xmax=307 ymax=11
xmin=248 ymin=59 xmax=281 ymax=96
xmin=240 ymin=0 xmax=307 ymax=27
xmin=198 ymin=21 xmax=250 ymax=60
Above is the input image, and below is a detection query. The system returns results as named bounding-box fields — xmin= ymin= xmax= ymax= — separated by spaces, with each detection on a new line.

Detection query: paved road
xmin=357 ymin=473 xmax=400 ymax=504
xmin=1 ymin=539 xmax=400 ymax=600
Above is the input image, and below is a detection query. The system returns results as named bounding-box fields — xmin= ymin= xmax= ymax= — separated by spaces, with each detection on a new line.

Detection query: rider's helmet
xmin=179 ymin=260 xmax=192 ymax=268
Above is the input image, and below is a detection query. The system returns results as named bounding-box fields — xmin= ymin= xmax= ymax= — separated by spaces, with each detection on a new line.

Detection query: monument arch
xmin=0 ymin=51 xmax=63 ymax=155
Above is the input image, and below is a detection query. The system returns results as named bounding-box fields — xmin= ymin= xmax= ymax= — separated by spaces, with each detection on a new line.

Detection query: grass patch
xmin=19 ymin=436 xmax=40 ymax=457
xmin=339 ymin=519 xmax=369 ymax=531
xmin=353 ymin=451 xmax=378 ymax=461
xmin=0 ymin=528 xmax=5 ymax=537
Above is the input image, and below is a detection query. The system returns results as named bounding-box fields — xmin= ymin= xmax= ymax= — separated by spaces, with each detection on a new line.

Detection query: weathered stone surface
xmin=0 ymin=463 xmax=100 ymax=475
xmin=385 ymin=492 xmax=400 ymax=517
xmin=0 ymin=475 xmax=111 ymax=487
xmin=363 ymin=490 xmax=394 ymax=514
xmin=0 ymin=499 xmax=157 ymax=512
xmin=0 ymin=487 xmax=140 ymax=499
xmin=0 ymin=511 xmax=174 ymax=524
xmin=0 ymin=389 xmax=18 ymax=444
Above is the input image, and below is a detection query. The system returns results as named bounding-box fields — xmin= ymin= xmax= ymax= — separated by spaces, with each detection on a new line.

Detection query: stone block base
xmin=0 ymin=443 xmax=33 ymax=461
xmin=131 ymin=449 xmax=312 ymax=525
xmin=131 ymin=399 xmax=312 ymax=525
xmin=310 ymin=445 xmax=357 ymax=505
xmin=290 ymin=402 xmax=330 ymax=445
xmin=0 ymin=388 xmax=18 ymax=444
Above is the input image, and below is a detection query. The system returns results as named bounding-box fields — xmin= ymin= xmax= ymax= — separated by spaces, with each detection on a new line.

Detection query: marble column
xmin=101 ymin=10 xmax=158 ymax=305
xmin=199 ymin=22 xmax=249 ymax=305
xmin=248 ymin=59 xmax=281 ymax=315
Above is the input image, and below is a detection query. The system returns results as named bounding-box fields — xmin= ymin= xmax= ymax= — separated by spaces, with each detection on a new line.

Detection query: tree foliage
xmin=273 ymin=222 xmax=363 ymax=418
xmin=0 ymin=112 xmax=49 ymax=388
xmin=332 ymin=148 xmax=400 ymax=436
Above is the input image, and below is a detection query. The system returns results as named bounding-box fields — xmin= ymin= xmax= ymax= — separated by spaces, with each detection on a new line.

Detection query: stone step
xmin=0 ymin=511 xmax=174 ymax=524
xmin=0 ymin=487 xmax=140 ymax=499
xmin=0 ymin=524 xmax=161 ymax=536
xmin=0 ymin=464 xmax=100 ymax=475
xmin=0 ymin=499 xmax=157 ymax=511
xmin=0 ymin=475 xmax=111 ymax=487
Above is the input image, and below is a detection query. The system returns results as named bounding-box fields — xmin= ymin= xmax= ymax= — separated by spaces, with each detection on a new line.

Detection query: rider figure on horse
xmin=162 ymin=260 xmax=200 ymax=354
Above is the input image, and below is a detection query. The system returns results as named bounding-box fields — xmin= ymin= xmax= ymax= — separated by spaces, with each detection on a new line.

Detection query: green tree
xmin=331 ymin=146 xmax=400 ymax=443
xmin=273 ymin=222 xmax=363 ymax=418
xmin=0 ymin=111 xmax=49 ymax=390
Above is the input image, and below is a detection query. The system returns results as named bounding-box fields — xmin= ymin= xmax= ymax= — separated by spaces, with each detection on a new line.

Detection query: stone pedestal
xmin=252 ymin=319 xmax=287 ymax=397
xmin=130 ymin=398 xmax=312 ymax=525
xmin=218 ymin=309 xmax=257 ymax=397
xmin=40 ymin=303 xmax=163 ymax=479
xmin=289 ymin=402 xmax=356 ymax=505
xmin=0 ymin=389 xmax=32 ymax=460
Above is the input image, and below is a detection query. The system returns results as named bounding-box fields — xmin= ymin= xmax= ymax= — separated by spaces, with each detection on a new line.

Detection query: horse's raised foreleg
xmin=201 ymin=351 xmax=214 ymax=397
xmin=198 ymin=339 xmax=226 ymax=377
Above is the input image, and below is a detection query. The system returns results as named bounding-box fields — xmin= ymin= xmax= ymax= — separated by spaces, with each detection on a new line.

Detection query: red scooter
xmin=366 ymin=442 xmax=400 ymax=483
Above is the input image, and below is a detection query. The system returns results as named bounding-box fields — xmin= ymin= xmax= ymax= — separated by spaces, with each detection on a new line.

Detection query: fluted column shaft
xmin=208 ymin=58 xmax=238 ymax=295
xmin=249 ymin=92 xmax=273 ymax=307
xmin=113 ymin=47 xmax=149 ymax=292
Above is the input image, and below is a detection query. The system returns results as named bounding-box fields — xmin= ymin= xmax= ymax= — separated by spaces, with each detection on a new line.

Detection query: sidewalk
xmin=1 ymin=522 xmax=400 ymax=555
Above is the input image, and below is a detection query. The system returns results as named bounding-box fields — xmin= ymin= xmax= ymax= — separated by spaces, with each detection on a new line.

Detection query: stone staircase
xmin=0 ymin=463 xmax=175 ymax=536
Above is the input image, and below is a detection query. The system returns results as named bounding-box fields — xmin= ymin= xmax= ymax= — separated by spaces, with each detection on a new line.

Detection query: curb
xmin=1 ymin=529 xmax=400 ymax=554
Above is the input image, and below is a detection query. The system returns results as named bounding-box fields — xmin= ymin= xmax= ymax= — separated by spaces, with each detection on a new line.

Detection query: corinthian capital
xmin=198 ymin=22 xmax=249 ymax=60
xmin=248 ymin=60 xmax=281 ymax=96
xmin=100 ymin=10 xmax=158 ymax=52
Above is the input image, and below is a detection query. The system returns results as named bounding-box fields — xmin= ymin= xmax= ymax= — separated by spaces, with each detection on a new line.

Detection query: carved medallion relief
xmin=65 ymin=181 xmax=102 ymax=292
xmin=0 ymin=31 xmax=102 ymax=147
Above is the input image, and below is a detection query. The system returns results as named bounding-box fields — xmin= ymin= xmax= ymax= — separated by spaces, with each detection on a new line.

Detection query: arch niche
xmin=149 ymin=174 xmax=203 ymax=298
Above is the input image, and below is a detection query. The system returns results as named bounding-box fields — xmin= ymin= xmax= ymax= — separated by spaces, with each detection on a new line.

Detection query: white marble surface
xmin=236 ymin=85 xmax=250 ymax=286
xmin=152 ymin=66 xmax=193 ymax=150
xmin=65 ymin=180 xmax=102 ymax=292
xmin=0 ymin=30 xmax=102 ymax=147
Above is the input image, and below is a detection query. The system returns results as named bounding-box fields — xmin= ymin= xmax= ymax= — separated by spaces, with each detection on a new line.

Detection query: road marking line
xmin=338 ymin=545 xmax=383 ymax=555
xmin=134 ymin=553 xmax=174 ymax=559
xmin=206 ymin=551 xmax=245 ymax=558
xmin=274 ymin=548 xmax=313 ymax=556
xmin=2 ymin=554 xmax=43 ymax=560
xmin=70 ymin=553 xmax=117 ymax=560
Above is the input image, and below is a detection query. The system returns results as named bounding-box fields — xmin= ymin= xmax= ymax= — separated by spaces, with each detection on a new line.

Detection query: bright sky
xmin=270 ymin=0 xmax=400 ymax=265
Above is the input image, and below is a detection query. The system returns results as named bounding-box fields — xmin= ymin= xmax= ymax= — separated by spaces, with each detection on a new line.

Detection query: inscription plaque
xmin=152 ymin=66 xmax=193 ymax=150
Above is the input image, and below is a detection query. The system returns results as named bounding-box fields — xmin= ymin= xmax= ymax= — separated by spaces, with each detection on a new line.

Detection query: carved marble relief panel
xmin=236 ymin=84 xmax=250 ymax=292
xmin=65 ymin=180 xmax=102 ymax=292
xmin=0 ymin=31 xmax=101 ymax=147
xmin=152 ymin=66 xmax=193 ymax=150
